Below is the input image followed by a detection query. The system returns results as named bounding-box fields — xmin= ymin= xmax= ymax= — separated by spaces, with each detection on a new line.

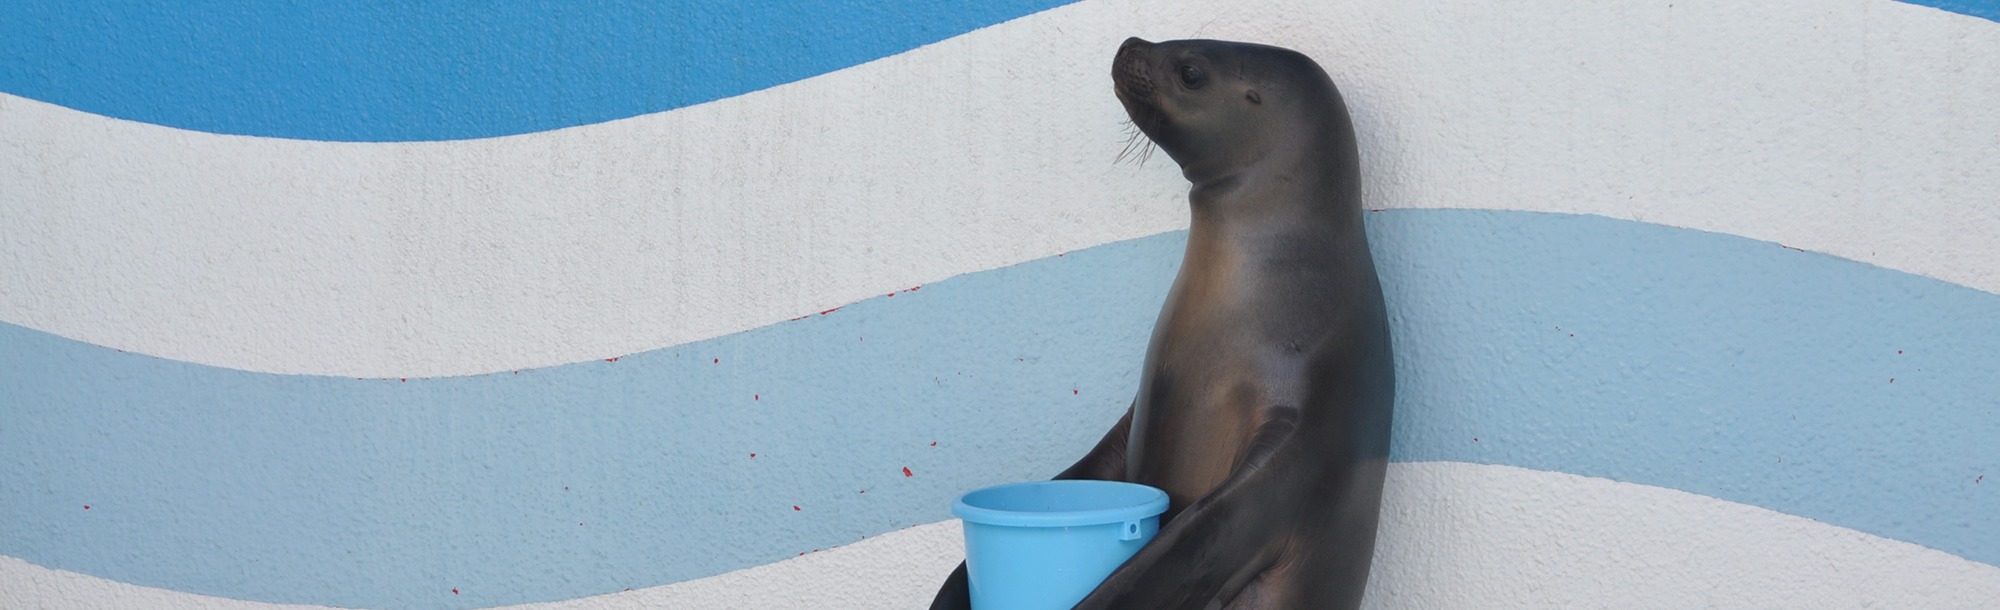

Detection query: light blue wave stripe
xmin=2 ymin=210 xmax=1995 ymax=608
xmin=1375 ymin=211 xmax=1999 ymax=564
xmin=0 ymin=0 xmax=1076 ymax=141
xmin=2 ymin=1 xmax=1990 ymax=141
xmin=0 ymin=228 xmax=1173 ymax=608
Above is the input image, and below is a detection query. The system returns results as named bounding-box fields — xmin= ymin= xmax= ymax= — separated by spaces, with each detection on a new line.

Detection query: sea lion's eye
xmin=1179 ymin=65 xmax=1205 ymax=89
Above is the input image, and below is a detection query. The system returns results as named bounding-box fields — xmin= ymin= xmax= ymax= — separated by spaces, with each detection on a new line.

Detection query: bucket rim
xmin=951 ymin=480 xmax=1169 ymax=527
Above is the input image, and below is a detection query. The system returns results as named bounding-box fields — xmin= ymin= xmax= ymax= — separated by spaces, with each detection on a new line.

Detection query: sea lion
xmin=930 ymin=37 xmax=1394 ymax=609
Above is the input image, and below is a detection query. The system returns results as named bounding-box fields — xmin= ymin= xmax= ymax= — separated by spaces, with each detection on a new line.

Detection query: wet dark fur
xmin=931 ymin=38 xmax=1394 ymax=609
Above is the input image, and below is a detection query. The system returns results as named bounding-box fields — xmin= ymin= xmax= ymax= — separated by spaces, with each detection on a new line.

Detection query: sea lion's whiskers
xmin=1116 ymin=125 xmax=1142 ymax=164
xmin=1115 ymin=120 xmax=1157 ymax=166
xmin=1115 ymin=134 xmax=1139 ymax=165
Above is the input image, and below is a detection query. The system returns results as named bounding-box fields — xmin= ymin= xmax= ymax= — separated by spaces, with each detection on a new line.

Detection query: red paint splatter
xmin=1473 ymin=438 xmax=1479 ymax=442
xmin=750 ymin=453 xmax=756 ymax=457
xmin=793 ymin=505 xmax=801 ymax=511
xmin=714 ymin=358 xmax=719 ymax=363
xmin=755 ymin=394 xmax=760 ymax=400
xmin=887 ymin=292 xmax=895 ymax=297
xmin=1890 ymin=378 xmax=1895 ymax=383
xmin=903 ymin=467 xmax=914 ymax=477
xmin=1369 ymin=208 xmax=1385 ymax=212
xmin=453 ymin=589 xmax=459 ymax=595
xmin=1898 ymin=350 xmax=1904 ymax=354
xmin=931 ymin=441 xmax=937 ymax=446
xmin=605 ymin=357 xmax=620 ymax=362
xmin=401 ymin=378 xmax=406 ymax=382
xmin=580 ymin=522 xmax=585 ymax=526
xmin=907 ymin=286 xmax=922 ymax=291
xmin=83 ymin=505 xmax=89 ymax=510
xmin=514 ymin=370 xmax=519 ymax=374
xmin=565 ymin=486 xmax=569 ymax=490
xmin=859 ymin=490 xmax=866 ymax=493
xmin=1073 ymin=390 xmax=1079 ymax=395
xmin=1781 ymin=244 xmax=1805 ymax=252
xmin=820 ymin=306 xmax=843 ymax=315
xmin=1977 ymin=475 xmax=1984 ymax=484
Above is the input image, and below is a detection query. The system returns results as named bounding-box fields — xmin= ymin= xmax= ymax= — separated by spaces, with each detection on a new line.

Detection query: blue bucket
xmin=952 ymin=480 xmax=1169 ymax=609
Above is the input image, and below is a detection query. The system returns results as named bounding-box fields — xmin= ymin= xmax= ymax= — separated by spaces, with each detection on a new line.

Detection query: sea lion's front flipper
xmin=927 ymin=404 xmax=1137 ymax=610
xmin=1071 ymin=405 xmax=1301 ymax=610
xmin=1055 ymin=403 xmax=1134 ymax=482
xmin=926 ymin=562 xmax=971 ymax=610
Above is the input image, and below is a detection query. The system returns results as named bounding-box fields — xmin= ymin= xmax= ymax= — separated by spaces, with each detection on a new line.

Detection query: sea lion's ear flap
xmin=1245 ymin=89 xmax=1262 ymax=104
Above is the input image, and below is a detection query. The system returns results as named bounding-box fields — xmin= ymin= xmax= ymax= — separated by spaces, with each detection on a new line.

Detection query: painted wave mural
xmin=3 ymin=0 xmax=1997 ymax=608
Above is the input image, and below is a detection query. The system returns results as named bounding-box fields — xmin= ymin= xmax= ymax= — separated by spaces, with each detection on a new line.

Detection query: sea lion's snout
xmin=1112 ymin=38 xmax=1157 ymax=108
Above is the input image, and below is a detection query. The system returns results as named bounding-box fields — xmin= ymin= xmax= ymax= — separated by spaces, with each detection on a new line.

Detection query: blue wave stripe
xmin=4 ymin=1 xmax=1990 ymax=143
xmin=1901 ymin=0 xmax=2000 ymax=22
xmin=0 ymin=0 xmax=1076 ymax=141
xmin=3 ymin=210 xmax=1996 ymax=608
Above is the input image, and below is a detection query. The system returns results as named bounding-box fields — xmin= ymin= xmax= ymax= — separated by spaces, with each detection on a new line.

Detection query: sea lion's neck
xmin=1187 ymin=154 xmax=1358 ymax=234
xmin=1178 ymin=144 xmax=1370 ymax=288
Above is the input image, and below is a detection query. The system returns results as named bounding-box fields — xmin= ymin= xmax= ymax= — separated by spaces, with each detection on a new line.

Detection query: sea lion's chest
xmin=1127 ymin=298 xmax=1295 ymax=510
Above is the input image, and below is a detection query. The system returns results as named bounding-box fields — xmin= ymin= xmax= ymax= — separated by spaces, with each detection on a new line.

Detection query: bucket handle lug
xmin=1119 ymin=520 xmax=1143 ymax=541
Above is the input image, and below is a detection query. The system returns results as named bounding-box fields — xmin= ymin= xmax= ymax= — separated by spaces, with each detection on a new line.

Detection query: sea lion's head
xmin=1112 ymin=37 xmax=1349 ymax=184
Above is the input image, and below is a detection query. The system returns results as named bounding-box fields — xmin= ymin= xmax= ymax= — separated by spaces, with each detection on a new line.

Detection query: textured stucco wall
xmin=3 ymin=0 xmax=1997 ymax=608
